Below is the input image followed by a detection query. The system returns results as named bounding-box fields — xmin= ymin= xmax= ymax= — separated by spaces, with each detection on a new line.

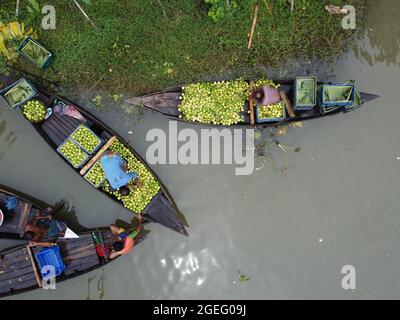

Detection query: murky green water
xmin=1 ymin=0 xmax=400 ymax=299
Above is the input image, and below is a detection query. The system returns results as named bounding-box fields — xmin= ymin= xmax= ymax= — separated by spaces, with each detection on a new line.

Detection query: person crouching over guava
xmin=100 ymin=151 xmax=142 ymax=196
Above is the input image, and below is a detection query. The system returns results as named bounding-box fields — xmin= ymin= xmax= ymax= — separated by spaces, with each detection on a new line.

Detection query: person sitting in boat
xmin=109 ymin=216 xmax=143 ymax=259
xmin=253 ymin=85 xmax=281 ymax=106
xmin=100 ymin=151 xmax=142 ymax=196
xmin=0 ymin=196 xmax=19 ymax=225
xmin=24 ymin=207 xmax=67 ymax=241
xmin=1 ymin=195 xmax=19 ymax=213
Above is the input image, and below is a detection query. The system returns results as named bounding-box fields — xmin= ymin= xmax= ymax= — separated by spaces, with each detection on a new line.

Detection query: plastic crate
xmin=35 ymin=246 xmax=65 ymax=277
xmin=70 ymin=125 xmax=103 ymax=155
xmin=256 ymin=101 xmax=286 ymax=123
xmin=321 ymin=84 xmax=355 ymax=107
xmin=17 ymin=37 xmax=53 ymax=69
xmin=0 ymin=78 xmax=38 ymax=109
xmin=341 ymin=81 xmax=364 ymax=113
xmin=84 ymin=161 xmax=106 ymax=188
xmin=294 ymin=76 xmax=317 ymax=110
xmin=57 ymin=139 xmax=89 ymax=169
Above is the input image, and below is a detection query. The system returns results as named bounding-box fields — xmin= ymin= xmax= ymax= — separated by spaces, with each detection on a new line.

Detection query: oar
xmin=249 ymin=81 xmax=255 ymax=126
xmin=279 ymin=90 xmax=296 ymax=118
xmin=80 ymin=136 xmax=117 ymax=175
xmin=26 ymin=245 xmax=42 ymax=288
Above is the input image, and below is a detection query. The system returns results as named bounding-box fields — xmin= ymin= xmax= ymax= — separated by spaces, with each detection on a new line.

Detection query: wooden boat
xmin=0 ymin=184 xmax=49 ymax=240
xmin=0 ymin=228 xmax=140 ymax=298
xmin=124 ymin=79 xmax=380 ymax=127
xmin=0 ymin=74 xmax=187 ymax=236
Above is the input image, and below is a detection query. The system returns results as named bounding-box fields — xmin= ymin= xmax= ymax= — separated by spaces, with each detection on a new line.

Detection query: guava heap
xmin=178 ymin=79 xmax=279 ymax=125
xmin=102 ymin=139 xmax=160 ymax=213
xmin=72 ymin=126 xmax=101 ymax=154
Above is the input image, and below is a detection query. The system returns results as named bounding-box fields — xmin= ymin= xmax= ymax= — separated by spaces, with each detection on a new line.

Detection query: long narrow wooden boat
xmin=0 ymin=228 xmax=140 ymax=298
xmin=124 ymin=79 xmax=380 ymax=127
xmin=0 ymin=74 xmax=187 ymax=236
xmin=0 ymin=184 xmax=49 ymax=240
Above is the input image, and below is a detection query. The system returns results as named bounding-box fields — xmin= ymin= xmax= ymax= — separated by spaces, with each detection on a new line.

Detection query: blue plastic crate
xmin=320 ymin=84 xmax=355 ymax=107
xmin=256 ymin=102 xmax=286 ymax=123
xmin=0 ymin=78 xmax=38 ymax=109
xmin=17 ymin=37 xmax=54 ymax=69
xmin=35 ymin=246 xmax=65 ymax=277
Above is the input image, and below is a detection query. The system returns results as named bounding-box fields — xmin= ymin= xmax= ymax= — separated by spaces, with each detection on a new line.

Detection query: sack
xmin=259 ymin=86 xmax=281 ymax=106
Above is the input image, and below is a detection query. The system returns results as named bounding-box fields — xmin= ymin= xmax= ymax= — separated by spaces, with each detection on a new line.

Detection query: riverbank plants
xmin=0 ymin=0 xmax=368 ymax=94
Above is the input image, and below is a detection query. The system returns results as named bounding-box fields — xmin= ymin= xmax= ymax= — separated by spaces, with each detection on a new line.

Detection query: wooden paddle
xmin=80 ymin=136 xmax=117 ymax=176
xmin=279 ymin=90 xmax=296 ymax=118
xmin=26 ymin=246 xmax=42 ymax=288
xmin=249 ymin=81 xmax=255 ymax=126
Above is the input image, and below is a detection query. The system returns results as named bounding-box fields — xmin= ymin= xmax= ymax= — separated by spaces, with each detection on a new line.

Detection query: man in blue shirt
xmin=100 ymin=151 xmax=141 ymax=195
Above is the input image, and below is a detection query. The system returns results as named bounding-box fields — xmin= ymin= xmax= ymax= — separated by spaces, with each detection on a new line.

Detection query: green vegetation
xmin=1 ymin=0 xmax=367 ymax=95
xmin=22 ymin=99 xmax=46 ymax=122
xmin=204 ymin=0 xmax=238 ymax=22
xmin=102 ymin=139 xmax=160 ymax=213
xmin=58 ymin=140 xmax=88 ymax=168
xmin=71 ymin=125 xmax=101 ymax=154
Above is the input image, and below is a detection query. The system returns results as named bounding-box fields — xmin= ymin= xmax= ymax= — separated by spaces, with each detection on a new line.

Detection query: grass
xmin=1 ymin=0 xmax=368 ymax=95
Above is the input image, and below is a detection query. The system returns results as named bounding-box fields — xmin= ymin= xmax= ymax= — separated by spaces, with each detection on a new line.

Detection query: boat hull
xmin=125 ymin=80 xmax=380 ymax=128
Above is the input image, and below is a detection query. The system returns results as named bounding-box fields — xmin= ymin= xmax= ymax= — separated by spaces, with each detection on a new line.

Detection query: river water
xmin=1 ymin=0 xmax=399 ymax=299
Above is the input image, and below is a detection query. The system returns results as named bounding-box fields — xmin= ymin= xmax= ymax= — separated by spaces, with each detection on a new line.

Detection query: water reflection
xmin=0 ymin=110 xmax=18 ymax=160
xmin=158 ymin=248 xmax=219 ymax=297
xmin=53 ymin=200 xmax=87 ymax=233
xmin=86 ymin=268 xmax=106 ymax=300
xmin=353 ymin=0 xmax=400 ymax=66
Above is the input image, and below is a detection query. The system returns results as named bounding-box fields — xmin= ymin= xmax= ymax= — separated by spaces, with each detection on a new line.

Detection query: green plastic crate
xmin=57 ymin=139 xmax=89 ymax=169
xmin=17 ymin=37 xmax=53 ymax=69
xmin=70 ymin=125 xmax=103 ymax=155
xmin=294 ymin=76 xmax=317 ymax=110
xmin=84 ymin=161 xmax=106 ymax=188
xmin=0 ymin=78 xmax=38 ymax=109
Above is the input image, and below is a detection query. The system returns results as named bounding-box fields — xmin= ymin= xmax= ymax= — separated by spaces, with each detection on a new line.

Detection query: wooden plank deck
xmin=0 ymin=247 xmax=36 ymax=295
xmin=59 ymin=234 xmax=100 ymax=276
xmin=41 ymin=113 xmax=83 ymax=147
